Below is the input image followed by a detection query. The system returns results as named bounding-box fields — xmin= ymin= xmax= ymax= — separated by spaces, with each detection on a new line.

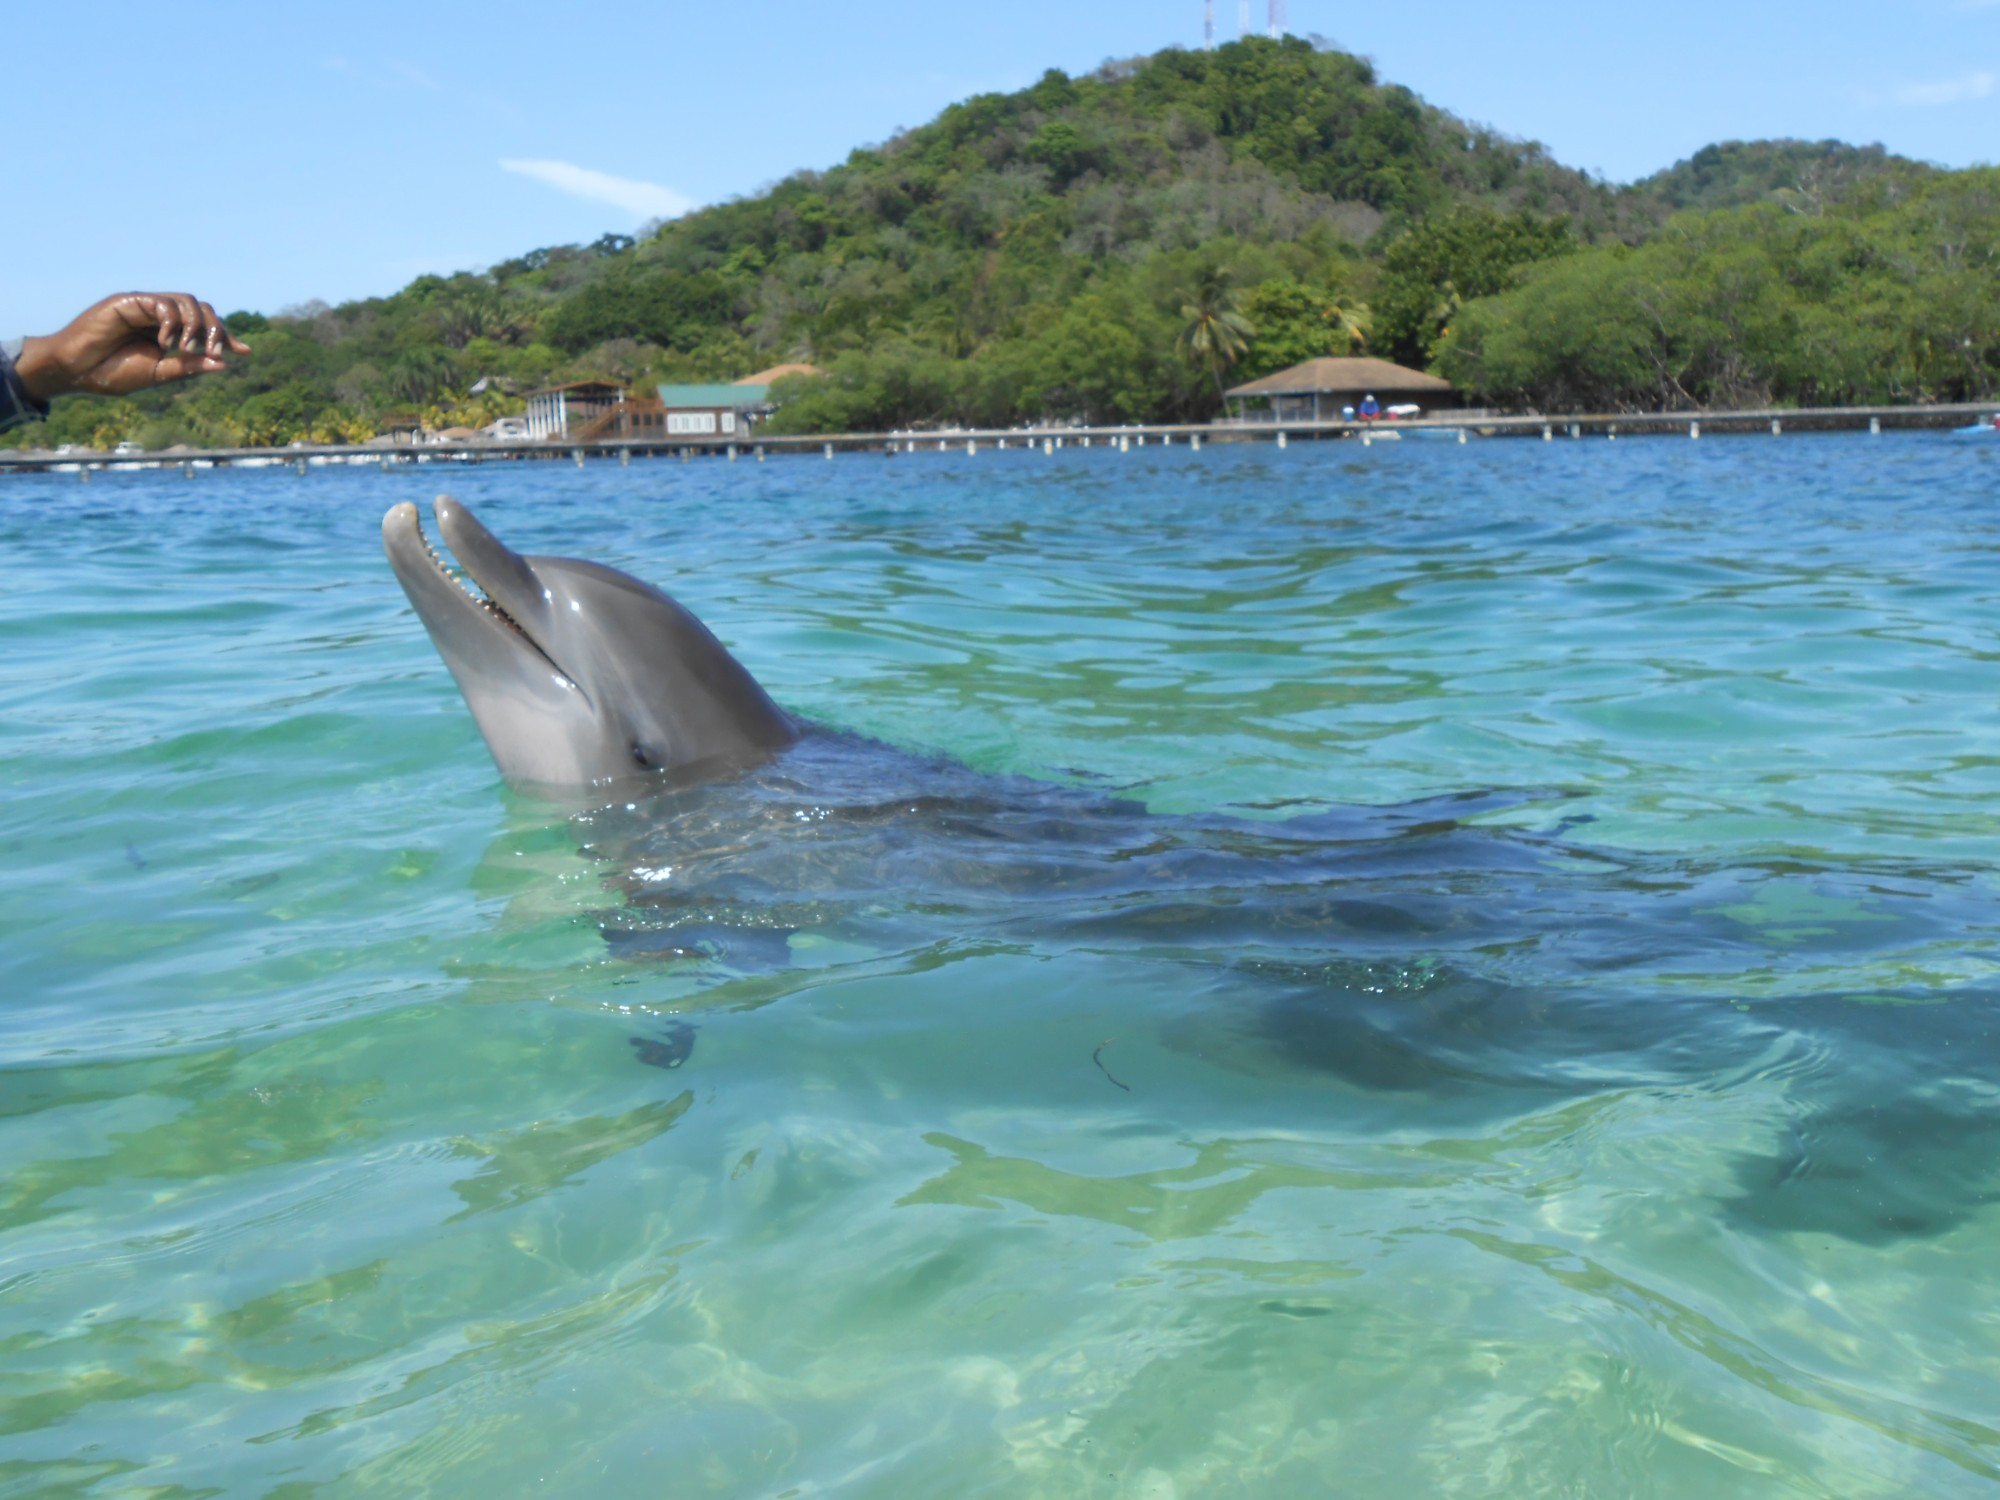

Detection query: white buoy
xmin=966 ymin=438 xmax=976 ymax=456
xmin=1277 ymin=431 xmax=1288 ymax=449
xmin=1870 ymin=416 xmax=1881 ymax=435
xmin=1457 ymin=429 xmax=1467 ymax=445
xmin=1608 ymin=426 xmax=1617 ymax=441
xmin=1541 ymin=425 xmax=1552 ymax=442
xmin=1690 ymin=421 xmax=1701 ymax=440
xmin=1191 ymin=433 xmax=1202 ymax=451
xmin=573 ymin=448 xmax=584 ymax=467
xmin=824 ymin=442 xmax=834 ymax=460
xmin=1082 ymin=435 xmax=1091 ymax=448
xmin=1043 ymin=437 xmax=1054 ymax=455
xmin=1770 ymin=419 xmax=1782 ymax=436
xmin=1361 ymin=432 xmax=1371 ymax=448
xmin=620 ymin=447 xmax=631 ymax=466
xmin=756 ymin=446 xmax=766 ymax=462
xmin=1136 ymin=434 xmax=1146 ymax=447
xmin=998 ymin=438 xmax=1007 ymax=450
xmin=727 ymin=444 xmax=738 ymax=463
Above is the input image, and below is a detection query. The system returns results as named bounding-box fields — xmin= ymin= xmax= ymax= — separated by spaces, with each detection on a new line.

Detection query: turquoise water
xmin=3 ymin=435 xmax=1999 ymax=1496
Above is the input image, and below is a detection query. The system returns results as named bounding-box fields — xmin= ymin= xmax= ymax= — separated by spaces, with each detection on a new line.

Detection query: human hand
xmin=14 ymin=293 xmax=251 ymax=401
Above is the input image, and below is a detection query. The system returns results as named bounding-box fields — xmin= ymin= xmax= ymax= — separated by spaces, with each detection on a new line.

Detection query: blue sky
xmin=7 ymin=0 xmax=1996 ymax=336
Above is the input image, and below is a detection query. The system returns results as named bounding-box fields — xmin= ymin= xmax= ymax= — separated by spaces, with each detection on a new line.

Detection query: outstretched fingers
xmin=120 ymin=293 xmax=239 ymax=356
xmin=155 ymin=294 xmax=206 ymax=354
xmin=147 ymin=351 xmax=232 ymax=383
xmin=203 ymin=302 xmax=251 ymax=356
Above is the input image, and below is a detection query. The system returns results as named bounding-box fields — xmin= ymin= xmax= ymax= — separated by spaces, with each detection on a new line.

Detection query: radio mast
xmin=1239 ymin=0 xmax=1251 ymax=37
xmin=1268 ymin=0 xmax=1287 ymax=36
xmin=1204 ymin=0 xmax=1215 ymax=48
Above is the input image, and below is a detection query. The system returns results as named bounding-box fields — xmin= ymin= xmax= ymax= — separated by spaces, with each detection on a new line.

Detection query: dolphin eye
xmin=631 ymin=743 xmax=654 ymax=769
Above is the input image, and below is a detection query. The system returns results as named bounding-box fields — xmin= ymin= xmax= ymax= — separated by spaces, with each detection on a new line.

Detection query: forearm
xmin=0 ymin=338 xmax=50 ymax=433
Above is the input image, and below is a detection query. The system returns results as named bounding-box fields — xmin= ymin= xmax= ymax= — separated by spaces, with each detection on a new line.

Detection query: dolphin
xmin=382 ymin=496 xmax=797 ymax=789
xmin=384 ymin=495 xmax=2000 ymax=1245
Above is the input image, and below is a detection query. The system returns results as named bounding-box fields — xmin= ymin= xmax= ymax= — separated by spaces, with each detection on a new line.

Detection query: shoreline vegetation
xmin=6 ymin=36 xmax=1995 ymax=456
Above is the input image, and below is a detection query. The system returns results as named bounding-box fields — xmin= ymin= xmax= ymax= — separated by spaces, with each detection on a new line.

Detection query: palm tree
xmin=1179 ymin=269 xmax=1257 ymax=411
xmin=1326 ymin=297 xmax=1371 ymax=353
xmin=383 ymin=348 xmax=462 ymax=407
xmin=437 ymin=288 xmax=535 ymax=350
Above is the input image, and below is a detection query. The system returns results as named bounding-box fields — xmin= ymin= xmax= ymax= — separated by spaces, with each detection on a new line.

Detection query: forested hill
xmin=9 ymin=37 xmax=1991 ymax=449
xmin=1623 ymin=139 xmax=1936 ymax=217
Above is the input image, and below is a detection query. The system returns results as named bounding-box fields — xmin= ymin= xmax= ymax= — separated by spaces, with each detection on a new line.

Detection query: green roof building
xmin=655 ymin=383 xmax=775 ymax=438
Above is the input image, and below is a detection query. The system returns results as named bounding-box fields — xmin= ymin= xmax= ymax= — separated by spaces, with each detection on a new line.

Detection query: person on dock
xmin=1358 ymin=392 xmax=1381 ymax=422
xmin=1 ymin=293 xmax=250 ymax=431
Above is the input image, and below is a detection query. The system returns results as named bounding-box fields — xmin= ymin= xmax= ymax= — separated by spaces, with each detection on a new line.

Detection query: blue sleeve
xmin=0 ymin=338 xmax=50 ymax=433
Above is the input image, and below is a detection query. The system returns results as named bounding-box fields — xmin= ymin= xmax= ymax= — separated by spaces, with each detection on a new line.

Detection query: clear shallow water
xmin=2 ymin=435 xmax=1999 ymax=1496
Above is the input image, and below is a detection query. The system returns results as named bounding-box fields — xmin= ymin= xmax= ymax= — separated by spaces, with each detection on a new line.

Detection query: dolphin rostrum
xmin=382 ymin=496 xmax=797 ymax=788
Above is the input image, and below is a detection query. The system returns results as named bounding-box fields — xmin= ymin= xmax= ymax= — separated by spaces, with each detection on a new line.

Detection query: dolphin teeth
xmin=408 ymin=506 xmax=531 ymax=639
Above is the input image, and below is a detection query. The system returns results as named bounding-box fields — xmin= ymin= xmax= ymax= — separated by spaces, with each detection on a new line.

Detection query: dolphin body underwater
xmin=384 ymin=496 xmax=2000 ymax=1244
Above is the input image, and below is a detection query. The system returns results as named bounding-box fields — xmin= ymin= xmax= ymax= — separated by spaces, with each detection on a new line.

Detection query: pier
xmin=0 ymin=401 xmax=1990 ymax=475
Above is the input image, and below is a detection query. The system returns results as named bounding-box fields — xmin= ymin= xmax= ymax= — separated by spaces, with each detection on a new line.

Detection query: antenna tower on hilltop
xmin=1204 ymin=0 xmax=1215 ymax=49
xmin=1267 ymin=0 xmax=1287 ymax=35
xmin=1239 ymin=0 xmax=1251 ymax=38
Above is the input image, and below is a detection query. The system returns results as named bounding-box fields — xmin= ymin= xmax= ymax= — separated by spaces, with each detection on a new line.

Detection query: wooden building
xmin=566 ymin=367 xmax=827 ymax=444
xmin=523 ymin=380 xmax=625 ymax=440
xmin=1224 ymin=357 xmax=1454 ymax=423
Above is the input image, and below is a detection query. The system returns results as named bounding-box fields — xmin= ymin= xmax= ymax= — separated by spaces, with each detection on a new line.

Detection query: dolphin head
xmin=383 ymin=495 xmax=798 ymax=790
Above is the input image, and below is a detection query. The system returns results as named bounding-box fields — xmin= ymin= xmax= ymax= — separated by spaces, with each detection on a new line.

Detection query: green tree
xmin=1177 ymin=269 xmax=1256 ymax=410
xmin=1374 ymin=209 xmax=1577 ymax=368
xmin=1024 ymin=120 xmax=1090 ymax=186
xmin=1235 ymin=279 xmax=1370 ymax=381
xmin=383 ymin=348 xmax=462 ymax=407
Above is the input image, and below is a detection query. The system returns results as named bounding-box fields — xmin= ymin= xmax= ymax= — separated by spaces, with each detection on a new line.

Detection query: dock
xmin=1 ymin=401 xmax=1991 ymax=475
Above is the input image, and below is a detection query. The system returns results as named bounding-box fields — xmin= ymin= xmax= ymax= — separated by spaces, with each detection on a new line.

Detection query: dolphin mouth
xmin=384 ymin=500 xmax=580 ymax=696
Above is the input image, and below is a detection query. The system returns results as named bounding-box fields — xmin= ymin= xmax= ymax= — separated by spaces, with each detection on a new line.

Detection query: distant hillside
xmin=5 ymin=39 xmax=1991 ymax=448
xmin=1440 ymin=164 xmax=2000 ymax=412
xmin=1625 ymin=139 xmax=1936 ymax=217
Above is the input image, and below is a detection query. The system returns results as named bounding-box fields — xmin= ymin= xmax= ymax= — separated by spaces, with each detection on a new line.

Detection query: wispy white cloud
xmin=324 ymin=54 xmax=523 ymax=125
xmin=1894 ymin=69 xmax=1997 ymax=105
xmin=498 ymin=159 xmax=694 ymax=222
xmin=384 ymin=58 xmax=443 ymax=91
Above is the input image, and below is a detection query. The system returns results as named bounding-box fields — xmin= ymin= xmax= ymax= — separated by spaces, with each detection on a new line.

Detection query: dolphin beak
xmin=381 ymin=498 xmax=574 ymax=691
xmin=382 ymin=500 xmax=467 ymax=619
xmin=435 ymin=496 xmax=549 ymax=630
